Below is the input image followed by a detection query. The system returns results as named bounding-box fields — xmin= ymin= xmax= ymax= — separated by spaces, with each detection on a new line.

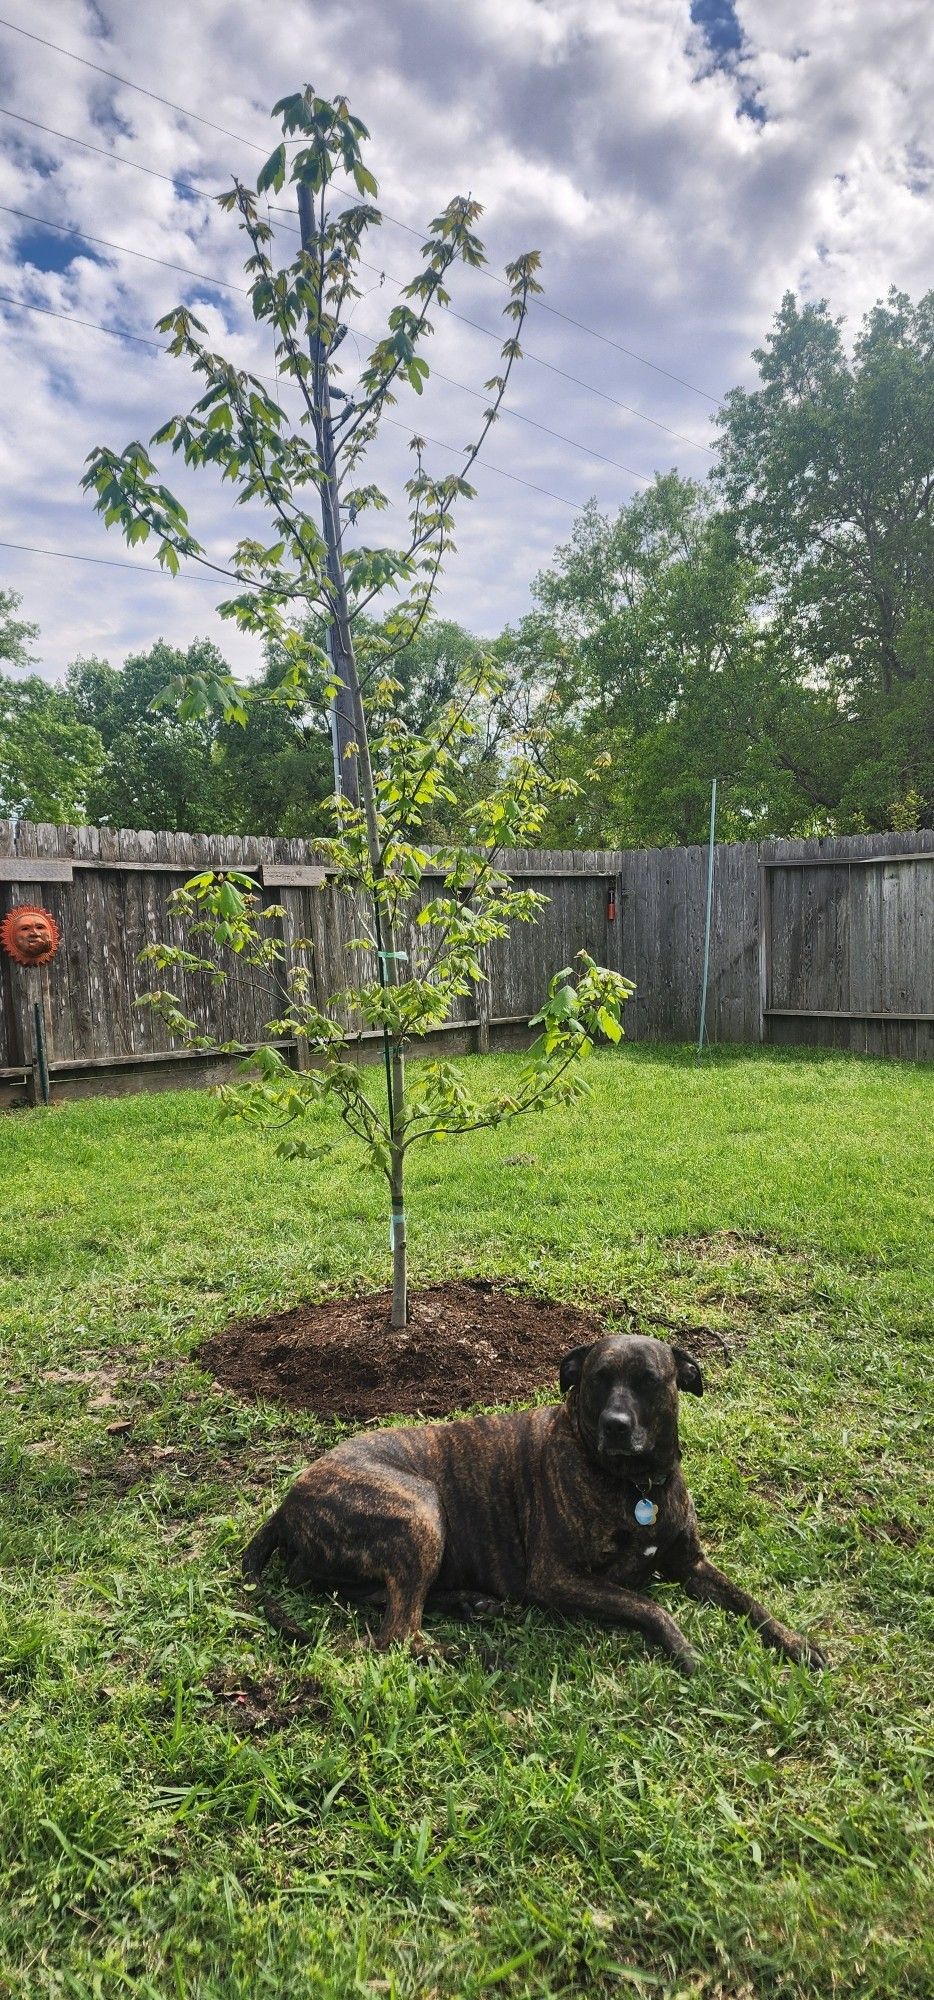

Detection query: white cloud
xmin=0 ymin=0 xmax=930 ymax=688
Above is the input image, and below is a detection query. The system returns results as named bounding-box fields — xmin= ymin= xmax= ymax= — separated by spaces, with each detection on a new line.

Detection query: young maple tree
xmin=83 ymin=86 xmax=632 ymax=1325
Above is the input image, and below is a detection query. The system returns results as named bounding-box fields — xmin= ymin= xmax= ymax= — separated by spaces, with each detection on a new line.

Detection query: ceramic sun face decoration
xmin=0 ymin=904 xmax=61 ymax=966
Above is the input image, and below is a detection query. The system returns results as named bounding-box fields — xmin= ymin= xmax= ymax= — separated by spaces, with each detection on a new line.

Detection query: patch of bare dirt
xmin=586 ymin=1293 xmax=735 ymax=1360
xmin=660 ymin=1224 xmax=824 ymax=1272
xmin=203 ymin=1670 xmax=330 ymax=1731
xmin=197 ymin=1278 xmax=734 ymax=1422
xmin=859 ymin=1517 xmax=922 ymax=1550
xmin=38 ymin=1352 xmax=178 ymax=1387
xmin=663 ymin=1230 xmax=806 ymax=1264
xmin=97 ymin=1438 xmax=311 ymax=1498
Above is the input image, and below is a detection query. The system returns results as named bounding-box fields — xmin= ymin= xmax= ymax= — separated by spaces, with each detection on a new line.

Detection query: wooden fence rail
xmin=1 ymin=821 xmax=931 ymax=1104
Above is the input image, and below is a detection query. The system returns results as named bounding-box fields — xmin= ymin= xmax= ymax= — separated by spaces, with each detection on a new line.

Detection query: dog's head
xmin=559 ymin=1334 xmax=703 ymax=1477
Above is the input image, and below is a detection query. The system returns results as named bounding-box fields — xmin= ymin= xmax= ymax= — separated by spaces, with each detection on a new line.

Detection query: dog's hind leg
xmin=375 ymin=1570 xmax=435 ymax=1651
xmin=250 ymin=1462 xmax=447 ymax=1652
xmin=311 ymin=1470 xmax=445 ymax=1652
xmin=371 ymin=1491 xmax=446 ymax=1650
xmin=242 ymin=1506 xmax=314 ymax=1645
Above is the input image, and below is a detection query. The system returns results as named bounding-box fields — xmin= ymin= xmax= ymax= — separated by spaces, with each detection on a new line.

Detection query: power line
xmin=0 ymin=11 xmax=720 ymax=404
xmin=346 ymin=256 xmax=715 ymax=454
xmin=523 ymin=297 xmax=719 ymax=403
xmin=0 ymin=128 xmax=713 ymax=456
xmin=469 ymin=335 xmax=715 ymax=451
xmin=270 ymin=203 xmax=716 ymax=450
xmin=0 ymin=104 xmax=214 ymax=203
xmin=0 ymin=200 xmax=244 ymax=292
xmin=0 ymin=286 xmax=163 ymax=349
xmin=380 ymin=415 xmax=583 ymax=508
xmin=415 ymin=376 xmax=655 ymax=480
xmin=0 ymin=201 xmax=659 ymax=479
xmin=0 ymin=289 xmax=587 ymax=510
xmin=0 ymin=536 xmax=221 ymax=579
xmin=0 ymin=15 xmax=268 ymax=154
xmin=272 ymin=199 xmax=720 ymax=405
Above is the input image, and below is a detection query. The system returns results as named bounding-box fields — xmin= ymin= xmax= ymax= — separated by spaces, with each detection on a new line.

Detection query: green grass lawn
xmin=1 ymin=1045 xmax=932 ymax=1999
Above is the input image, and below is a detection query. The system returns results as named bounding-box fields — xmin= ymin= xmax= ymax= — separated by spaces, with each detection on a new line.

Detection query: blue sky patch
xmin=690 ymin=0 xmax=743 ymax=59
xmin=17 ymin=223 xmax=106 ymax=276
xmin=690 ymin=0 xmax=766 ymax=124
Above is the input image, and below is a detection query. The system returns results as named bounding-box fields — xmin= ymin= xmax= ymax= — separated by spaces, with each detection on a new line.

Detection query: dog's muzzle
xmin=598 ymin=1410 xmax=648 ymax=1457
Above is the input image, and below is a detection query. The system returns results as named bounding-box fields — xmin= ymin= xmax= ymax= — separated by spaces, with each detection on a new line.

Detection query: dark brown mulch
xmin=197 ymin=1278 xmax=732 ymax=1422
xmin=203 ymin=1671 xmax=330 ymax=1731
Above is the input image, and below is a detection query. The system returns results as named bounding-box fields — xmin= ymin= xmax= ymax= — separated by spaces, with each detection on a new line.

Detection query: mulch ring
xmin=198 ymin=1278 xmax=733 ymax=1422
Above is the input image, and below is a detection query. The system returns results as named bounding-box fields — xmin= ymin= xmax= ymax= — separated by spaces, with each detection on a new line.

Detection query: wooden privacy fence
xmin=1 ymin=821 xmax=932 ymax=1103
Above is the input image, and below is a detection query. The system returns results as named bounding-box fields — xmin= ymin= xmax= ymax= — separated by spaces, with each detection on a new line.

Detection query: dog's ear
xmin=672 ymin=1346 xmax=704 ymax=1396
xmin=559 ymin=1343 xmax=594 ymax=1395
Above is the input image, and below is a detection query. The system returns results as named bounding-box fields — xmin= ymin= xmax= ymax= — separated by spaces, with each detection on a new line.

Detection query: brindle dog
xmin=242 ymin=1334 xmax=826 ymax=1673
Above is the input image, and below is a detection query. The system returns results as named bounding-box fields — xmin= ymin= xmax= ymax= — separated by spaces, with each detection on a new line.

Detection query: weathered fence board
xmin=1 ymin=821 xmax=931 ymax=1102
xmin=761 ymin=832 xmax=934 ymax=1060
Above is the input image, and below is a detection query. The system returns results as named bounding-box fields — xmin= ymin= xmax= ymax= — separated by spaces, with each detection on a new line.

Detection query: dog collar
xmin=566 ymin=1400 xmax=675 ymax=1516
xmin=632 ymin=1470 xmax=671 ymax=1527
xmin=637 ymin=1464 xmax=674 ymax=1523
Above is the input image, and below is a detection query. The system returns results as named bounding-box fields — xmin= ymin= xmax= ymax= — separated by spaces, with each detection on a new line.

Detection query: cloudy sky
xmin=0 ymin=0 xmax=932 ymax=684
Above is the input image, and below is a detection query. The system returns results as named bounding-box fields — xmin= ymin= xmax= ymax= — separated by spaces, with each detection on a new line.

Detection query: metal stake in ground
xmin=32 ymin=998 xmax=49 ymax=1105
xmin=697 ymin=777 xmax=718 ymax=1054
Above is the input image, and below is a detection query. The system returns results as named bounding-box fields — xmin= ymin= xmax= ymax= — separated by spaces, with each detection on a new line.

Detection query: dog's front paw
xmin=671 ymin=1643 xmax=700 ymax=1677
xmin=784 ymin=1631 xmax=828 ymax=1671
xmin=409 ymin=1629 xmax=449 ymax=1660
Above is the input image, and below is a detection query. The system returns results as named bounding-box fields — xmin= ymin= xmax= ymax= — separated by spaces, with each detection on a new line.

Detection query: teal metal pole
xmin=697 ymin=777 xmax=718 ymax=1054
xmin=33 ymin=999 xmax=50 ymax=1105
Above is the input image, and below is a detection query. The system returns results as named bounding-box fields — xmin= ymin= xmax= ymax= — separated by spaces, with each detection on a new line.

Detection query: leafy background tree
xmin=0 ymin=587 xmax=38 ymax=672
xmin=491 ymin=288 xmax=933 ymax=845
xmin=0 ymin=616 xmax=492 ymax=837
xmin=0 ymin=671 xmax=103 ymax=824
xmin=3 ymin=286 xmax=930 ymax=845
xmin=67 ymin=640 xmax=334 ymax=836
xmin=496 ymin=477 xmax=847 ymax=847
xmin=715 ymin=287 xmax=934 ymax=833
xmin=0 ymin=588 xmax=103 ymax=821
xmin=66 ymin=642 xmax=231 ymax=833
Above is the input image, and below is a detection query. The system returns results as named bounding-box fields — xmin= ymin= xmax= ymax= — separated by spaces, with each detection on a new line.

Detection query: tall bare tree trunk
xmin=299 ymin=181 xmax=408 ymax=1325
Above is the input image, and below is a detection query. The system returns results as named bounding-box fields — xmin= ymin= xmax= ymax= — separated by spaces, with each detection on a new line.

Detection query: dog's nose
xmin=600 ymin=1410 xmax=636 ymax=1445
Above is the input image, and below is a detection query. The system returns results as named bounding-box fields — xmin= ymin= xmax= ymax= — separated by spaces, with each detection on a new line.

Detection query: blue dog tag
xmin=634 ymin=1496 xmax=657 ymax=1527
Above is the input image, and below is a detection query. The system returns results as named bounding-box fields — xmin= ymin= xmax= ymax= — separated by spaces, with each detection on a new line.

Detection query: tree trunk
xmin=301 ymin=189 xmax=411 ymax=1322
xmin=389 ymin=1138 xmax=408 ymax=1330
xmin=336 ymin=596 xmax=410 ymax=1325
